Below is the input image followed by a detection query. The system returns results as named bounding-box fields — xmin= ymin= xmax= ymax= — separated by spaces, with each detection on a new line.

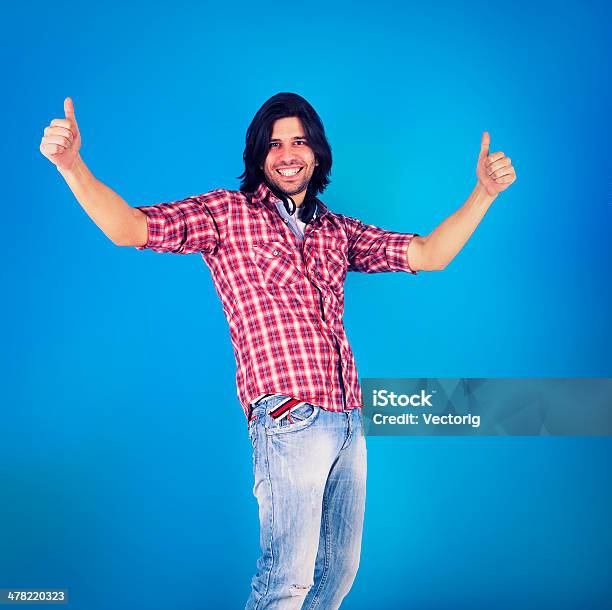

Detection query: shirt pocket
xmin=249 ymin=241 xmax=303 ymax=286
xmin=325 ymin=246 xmax=349 ymax=289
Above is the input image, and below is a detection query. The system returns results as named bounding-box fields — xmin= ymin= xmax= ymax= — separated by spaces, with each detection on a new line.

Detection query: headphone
xmin=264 ymin=178 xmax=318 ymax=225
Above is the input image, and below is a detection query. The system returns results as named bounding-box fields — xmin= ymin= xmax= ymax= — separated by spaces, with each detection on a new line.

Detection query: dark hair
xmin=238 ymin=92 xmax=332 ymax=198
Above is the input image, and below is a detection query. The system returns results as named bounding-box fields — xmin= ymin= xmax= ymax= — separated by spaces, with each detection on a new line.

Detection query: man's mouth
xmin=276 ymin=166 xmax=303 ymax=178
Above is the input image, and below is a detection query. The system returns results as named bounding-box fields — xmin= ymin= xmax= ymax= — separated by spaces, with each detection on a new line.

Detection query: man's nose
xmin=277 ymin=154 xmax=302 ymax=166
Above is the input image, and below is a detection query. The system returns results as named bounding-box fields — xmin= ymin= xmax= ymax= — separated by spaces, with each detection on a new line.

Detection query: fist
xmin=40 ymin=97 xmax=81 ymax=171
xmin=476 ymin=131 xmax=517 ymax=197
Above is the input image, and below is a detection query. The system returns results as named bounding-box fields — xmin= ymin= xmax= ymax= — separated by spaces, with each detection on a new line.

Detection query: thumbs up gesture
xmin=40 ymin=97 xmax=82 ymax=171
xmin=476 ymin=132 xmax=516 ymax=197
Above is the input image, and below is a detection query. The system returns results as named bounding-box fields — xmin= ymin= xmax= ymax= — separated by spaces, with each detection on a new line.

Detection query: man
xmin=40 ymin=92 xmax=516 ymax=609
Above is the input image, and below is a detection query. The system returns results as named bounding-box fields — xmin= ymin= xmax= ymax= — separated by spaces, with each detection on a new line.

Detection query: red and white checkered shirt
xmin=134 ymin=181 xmax=418 ymax=423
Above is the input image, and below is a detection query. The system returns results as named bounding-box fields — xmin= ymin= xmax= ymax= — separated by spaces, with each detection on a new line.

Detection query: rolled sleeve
xmin=134 ymin=205 xmax=170 ymax=251
xmin=384 ymin=232 xmax=419 ymax=274
xmin=133 ymin=189 xmax=230 ymax=255
xmin=341 ymin=214 xmax=420 ymax=275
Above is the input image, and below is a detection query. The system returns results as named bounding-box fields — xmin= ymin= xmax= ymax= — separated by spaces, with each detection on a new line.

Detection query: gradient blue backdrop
xmin=2 ymin=0 xmax=611 ymax=608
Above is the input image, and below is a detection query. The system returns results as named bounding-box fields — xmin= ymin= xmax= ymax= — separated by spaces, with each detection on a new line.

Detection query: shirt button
xmin=273 ymin=250 xmax=279 ymax=256
xmin=284 ymin=219 xmax=289 ymax=223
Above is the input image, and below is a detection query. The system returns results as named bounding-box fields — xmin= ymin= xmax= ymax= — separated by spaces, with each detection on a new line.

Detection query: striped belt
xmin=249 ymin=393 xmax=311 ymax=423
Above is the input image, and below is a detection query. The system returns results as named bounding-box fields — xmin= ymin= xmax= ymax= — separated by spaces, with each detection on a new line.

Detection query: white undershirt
xmin=291 ymin=206 xmax=306 ymax=235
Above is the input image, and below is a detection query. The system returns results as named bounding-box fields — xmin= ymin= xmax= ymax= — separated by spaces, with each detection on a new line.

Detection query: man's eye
xmin=268 ymin=140 xmax=307 ymax=148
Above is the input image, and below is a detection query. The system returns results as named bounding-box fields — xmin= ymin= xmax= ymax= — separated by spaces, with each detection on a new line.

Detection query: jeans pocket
xmin=266 ymin=402 xmax=320 ymax=436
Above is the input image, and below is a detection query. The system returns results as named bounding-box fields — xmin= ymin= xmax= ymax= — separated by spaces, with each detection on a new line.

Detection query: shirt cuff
xmin=133 ymin=206 xmax=168 ymax=250
xmin=385 ymin=233 xmax=419 ymax=275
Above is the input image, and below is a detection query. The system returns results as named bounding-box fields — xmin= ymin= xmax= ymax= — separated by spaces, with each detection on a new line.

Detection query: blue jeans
xmin=245 ymin=396 xmax=367 ymax=610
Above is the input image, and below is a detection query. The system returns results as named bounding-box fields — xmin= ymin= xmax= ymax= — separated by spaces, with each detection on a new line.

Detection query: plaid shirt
xmin=134 ymin=181 xmax=418 ymax=423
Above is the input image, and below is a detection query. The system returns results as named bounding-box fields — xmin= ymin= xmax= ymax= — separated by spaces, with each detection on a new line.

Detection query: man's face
xmin=262 ymin=116 xmax=318 ymax=205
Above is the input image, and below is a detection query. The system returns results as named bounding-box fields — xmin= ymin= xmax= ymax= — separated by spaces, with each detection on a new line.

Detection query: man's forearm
xmin=58 ymin=154 xmax=146 ymax=246
xmin=420 ymin=182 xmax=497 ymax=270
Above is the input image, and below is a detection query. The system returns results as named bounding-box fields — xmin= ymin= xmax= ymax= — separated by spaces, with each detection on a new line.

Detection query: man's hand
xmin=40 ymin=97 xmax=82 ymax=172
xmin=476 ymin=131 xmax=516 ymax=197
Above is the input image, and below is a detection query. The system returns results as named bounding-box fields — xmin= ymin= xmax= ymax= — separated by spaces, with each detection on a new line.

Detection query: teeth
xmin=277 ymin=167 xmax=301 ymax=176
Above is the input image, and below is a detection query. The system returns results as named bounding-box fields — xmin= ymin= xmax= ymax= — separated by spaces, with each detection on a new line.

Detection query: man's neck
xmin=292 ymin=190 xmax=306 ymax=208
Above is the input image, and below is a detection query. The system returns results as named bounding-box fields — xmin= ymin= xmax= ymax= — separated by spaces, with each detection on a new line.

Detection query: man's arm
xmin=41 ymin=97 xmax=230 ymax=253
xmin=58 ymin=154 xmax=148 ymax=247
xmin=407 ymin=131 xmax=517 ymax=272
xmin=40 ymin=97 xmax=147 ymax=246
xmin=407 ymin=182 xmax=497 ymax=271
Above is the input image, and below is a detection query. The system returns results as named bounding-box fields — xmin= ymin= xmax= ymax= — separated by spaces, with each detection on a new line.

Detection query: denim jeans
xmin=245 ymin=395 xmax=367 ymax=610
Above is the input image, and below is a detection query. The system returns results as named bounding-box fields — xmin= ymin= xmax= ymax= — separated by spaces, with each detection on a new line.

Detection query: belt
xmin=249 ymin=393 xmax=311 ymax=423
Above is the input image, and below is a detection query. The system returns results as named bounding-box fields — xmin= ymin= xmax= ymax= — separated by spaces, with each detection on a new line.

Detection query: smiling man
xmin=40 ymin=92 xmax=516 ymax=609
xmin=265 ymin=116 xmax=318 ymax=199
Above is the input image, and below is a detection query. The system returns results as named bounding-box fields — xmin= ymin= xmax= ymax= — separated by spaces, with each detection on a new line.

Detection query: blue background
xmin=2 ymin=0 xmax=611 ymax=608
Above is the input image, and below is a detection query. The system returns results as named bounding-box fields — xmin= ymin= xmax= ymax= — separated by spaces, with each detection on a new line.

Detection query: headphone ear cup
xmin=287 ymin=196 xmax=296 ymax=215
xmin=301 ymin=197 xmax=316 ymax=224
xmin=279 ymin=194 xmax=295 ymax=215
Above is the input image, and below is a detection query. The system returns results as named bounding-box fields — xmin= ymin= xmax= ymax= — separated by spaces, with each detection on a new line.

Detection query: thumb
xmin=64 ymin=96 xmax=77 ymax=124
xmin=479 ymin=131 xmax=490 ymax=161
